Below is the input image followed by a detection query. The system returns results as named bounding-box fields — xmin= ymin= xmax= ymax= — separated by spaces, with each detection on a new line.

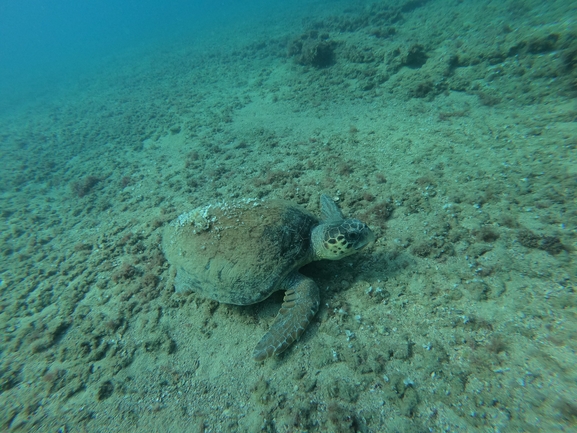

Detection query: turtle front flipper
xmin=253 ymin=274 xmax=320 ymax=361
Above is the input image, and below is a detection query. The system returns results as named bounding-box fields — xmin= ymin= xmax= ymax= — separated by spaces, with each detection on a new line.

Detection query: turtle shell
xmin=162 ymin=199 xmax=320 ymax=305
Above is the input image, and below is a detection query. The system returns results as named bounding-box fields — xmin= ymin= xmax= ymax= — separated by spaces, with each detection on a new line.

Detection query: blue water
xmin=1 ymin=0 xmax=576 ymax=431
xmin=0 ymin=0 xmax=300 ymax=111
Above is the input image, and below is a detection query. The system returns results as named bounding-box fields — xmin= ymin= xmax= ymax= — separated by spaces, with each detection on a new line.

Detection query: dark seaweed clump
xmin=71 ymin=175 xmax=101 ymax=197
xmin=517 ymin=228 xmax=565 ymax=255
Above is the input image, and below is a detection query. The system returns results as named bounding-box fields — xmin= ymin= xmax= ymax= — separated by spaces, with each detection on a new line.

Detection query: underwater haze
xmin=0 ymin=0 xmax=287 ymax=111
xmin=1 ymin=0 xmax=576 ymax=432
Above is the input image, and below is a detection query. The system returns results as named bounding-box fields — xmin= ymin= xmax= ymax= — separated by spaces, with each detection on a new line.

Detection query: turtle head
xmin=311 ymin=195 xmax=375 ymax=260
xmin=312 ymin=218 xmax=375 ymax=260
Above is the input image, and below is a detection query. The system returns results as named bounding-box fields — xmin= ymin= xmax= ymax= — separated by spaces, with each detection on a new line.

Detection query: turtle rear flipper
xmin=253 ymin=274 xmax=320 ymax=361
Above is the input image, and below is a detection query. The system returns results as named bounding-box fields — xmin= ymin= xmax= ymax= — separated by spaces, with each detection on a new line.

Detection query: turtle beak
xmin=345 ymin=220 xmax=375 ymax=251
xmin=355 ymin=225 xmax=375 ymax=250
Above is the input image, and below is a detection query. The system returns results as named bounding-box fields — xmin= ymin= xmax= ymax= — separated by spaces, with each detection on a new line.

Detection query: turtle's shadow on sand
xmin=302 ymin=249 xmax=414 ymax=293
xmin=242 ymin=250 xmax=415 ymax=361
xmin=245 ymin=249 xmax=414 ymax=317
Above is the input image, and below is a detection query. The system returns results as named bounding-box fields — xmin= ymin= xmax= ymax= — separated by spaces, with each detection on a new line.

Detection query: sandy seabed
xmin=1 ymin=0 xmax=576 ymax=432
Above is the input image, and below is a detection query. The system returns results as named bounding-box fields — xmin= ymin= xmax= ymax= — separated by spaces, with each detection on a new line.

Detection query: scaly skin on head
xmin=311 ymin=218 xmax=375 ymax=260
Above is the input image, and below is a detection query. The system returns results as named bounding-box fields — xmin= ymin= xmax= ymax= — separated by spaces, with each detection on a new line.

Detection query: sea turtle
xmin=162 ymin=194 xmax=375 ymax=361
